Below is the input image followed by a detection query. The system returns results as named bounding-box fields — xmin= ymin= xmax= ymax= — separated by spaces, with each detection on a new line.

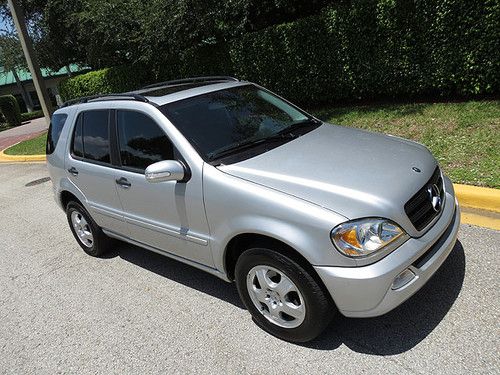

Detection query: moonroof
xmin=142 ymin=81 xmax=227 ymax=97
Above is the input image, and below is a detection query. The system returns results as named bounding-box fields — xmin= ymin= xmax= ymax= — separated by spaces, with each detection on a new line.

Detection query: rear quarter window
xmin=46 ymin=113 xmax=68 ymax=155
xmin=70 ymin=110 xmax=111 ymax=164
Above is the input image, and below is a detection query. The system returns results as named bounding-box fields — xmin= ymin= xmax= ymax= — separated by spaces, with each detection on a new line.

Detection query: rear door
xmin=66 ymin=109 xmax=128 ymax=236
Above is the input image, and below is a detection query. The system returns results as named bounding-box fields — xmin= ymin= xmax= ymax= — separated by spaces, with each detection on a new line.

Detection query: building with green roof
xmin=0 ymin=63 xmax=87 ymax=112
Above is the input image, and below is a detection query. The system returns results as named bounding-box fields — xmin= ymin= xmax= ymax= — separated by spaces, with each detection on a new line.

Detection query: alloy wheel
xmin=246 ymin=265 xmax=306 ymax=328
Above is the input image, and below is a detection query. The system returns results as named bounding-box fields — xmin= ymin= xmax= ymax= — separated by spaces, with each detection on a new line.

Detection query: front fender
xmin=203 ymin=164 xmax=355 ymax=274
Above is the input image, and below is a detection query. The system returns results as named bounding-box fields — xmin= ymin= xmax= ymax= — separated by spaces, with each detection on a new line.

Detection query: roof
xmin=59 ymin=77 xmax=251 ymax=109
xmin=141 ymin=81 xmax=250 ymax=106
xmin=0 ymin=63 xmax=88 ymax=86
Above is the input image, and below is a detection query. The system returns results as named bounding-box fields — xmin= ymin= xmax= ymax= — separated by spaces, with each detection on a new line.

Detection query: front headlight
xmin=331 ymin=218 xmax=408 ymax=258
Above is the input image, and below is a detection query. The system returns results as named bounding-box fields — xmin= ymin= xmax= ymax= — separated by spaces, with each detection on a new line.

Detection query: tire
xmin=66 ymin=201 xmax=111 ymax=257
xmin=235 ymin=247 xmax=335 ymax=342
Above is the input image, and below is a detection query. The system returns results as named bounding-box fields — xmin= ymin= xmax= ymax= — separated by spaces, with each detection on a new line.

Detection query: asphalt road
xmin=0 ymin=163 xmax=498 ymax=374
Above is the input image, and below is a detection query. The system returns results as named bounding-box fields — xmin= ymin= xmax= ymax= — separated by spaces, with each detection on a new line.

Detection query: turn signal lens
xmin=392 ymin=269 xmax=416 ymax=290
xmin=331 ymin=218 xmax=408 ymax=258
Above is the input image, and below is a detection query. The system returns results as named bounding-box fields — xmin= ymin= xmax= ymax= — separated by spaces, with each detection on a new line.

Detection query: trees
xmin=1 ymin=0 xmax=334 ymax=73
xmin=0 ymin=34 xmax=34 ymax=111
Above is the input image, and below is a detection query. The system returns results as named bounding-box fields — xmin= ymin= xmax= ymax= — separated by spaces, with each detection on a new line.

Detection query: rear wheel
xmin=66 ymin=201 xmax=111 ymax=257
xmin=235 ymin=247 xmax=335 ymax=342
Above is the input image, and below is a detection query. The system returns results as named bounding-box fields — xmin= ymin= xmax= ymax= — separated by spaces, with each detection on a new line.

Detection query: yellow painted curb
xmin=461 ymin=210 xmax=500 ymax=231
xmin=454 ymin=184 xmax=500 ymax=213
xmin=0 ymin=148 xmax=46 ymax=162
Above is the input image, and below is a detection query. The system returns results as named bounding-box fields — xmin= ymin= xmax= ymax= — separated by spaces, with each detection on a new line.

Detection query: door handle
xmin=68 ymin=167 xmax=78 ymax=176
xmin=115 ymin=177 xmax=131 ymax=188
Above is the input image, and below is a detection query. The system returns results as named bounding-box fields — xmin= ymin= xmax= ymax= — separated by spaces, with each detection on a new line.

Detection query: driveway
xmin=0 ymin=163 xmax=498 ymax=374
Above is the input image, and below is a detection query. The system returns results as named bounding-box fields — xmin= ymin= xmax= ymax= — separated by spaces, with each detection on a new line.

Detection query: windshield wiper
xmin=208 ymin=119 xmax=321 ymax=162
xmin=275 ymin=118 xmax=321 ymax=136
xmin=208 ymin=132 xmax=296 ymax=161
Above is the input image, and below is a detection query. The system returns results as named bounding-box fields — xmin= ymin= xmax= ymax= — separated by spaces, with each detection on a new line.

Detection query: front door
xmin=112 ymin=109 xmax=213 ymax=267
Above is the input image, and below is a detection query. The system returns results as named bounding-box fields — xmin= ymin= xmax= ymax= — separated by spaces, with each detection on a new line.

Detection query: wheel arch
xmin=223 ymin=233 xmax=330 ymax=299
xmin=60 ymin=190 xmax=84 ymax=210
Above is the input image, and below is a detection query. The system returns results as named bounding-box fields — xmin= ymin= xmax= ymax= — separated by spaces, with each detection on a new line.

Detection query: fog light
xmin=391 ymin=269 xmax=416 ymax=290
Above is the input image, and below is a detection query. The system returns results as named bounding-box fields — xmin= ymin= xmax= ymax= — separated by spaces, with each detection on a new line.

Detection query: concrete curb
xmin=0 ymin=148 xmax=46 ymax=162
xmin=454 ymin=184 xmax=500 ymax=213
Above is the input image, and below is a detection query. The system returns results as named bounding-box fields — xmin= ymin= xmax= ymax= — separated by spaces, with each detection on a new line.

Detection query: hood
xmin=218 ymin=124 xmax=438 ymax=237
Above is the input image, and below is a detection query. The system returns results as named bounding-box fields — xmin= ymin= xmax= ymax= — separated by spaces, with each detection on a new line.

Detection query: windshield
xmin=160 ymin=85 xmax=316 ymax=161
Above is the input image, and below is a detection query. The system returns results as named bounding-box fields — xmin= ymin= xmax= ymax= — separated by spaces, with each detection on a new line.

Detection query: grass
xmin=4 ymin=132 xmax=47 ymax=155
xmin=312 ymin=100 xmax=500 ymax=189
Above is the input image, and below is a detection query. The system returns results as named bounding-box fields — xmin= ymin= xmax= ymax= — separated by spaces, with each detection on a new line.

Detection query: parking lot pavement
xmin=0 ymin=163 xmax=498 ymax=374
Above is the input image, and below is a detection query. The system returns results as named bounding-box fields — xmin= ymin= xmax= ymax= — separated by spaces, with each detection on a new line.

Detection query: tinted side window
xmin=117 ymin=110 xmax=174 ymax=171
xmin=71 ymin=110 xmax=110 ymax=163
xmin=46 ymin=113 xmax=68 ymax=155
xmin=72 ymin=116 xmax=83 ymax=157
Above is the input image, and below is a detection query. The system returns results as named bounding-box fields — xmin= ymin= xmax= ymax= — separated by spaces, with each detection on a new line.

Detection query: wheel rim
xmin=70 ymin=210 xmax=94 ymax=248
xmin=246 ymin=265 xmax=306 ymax=328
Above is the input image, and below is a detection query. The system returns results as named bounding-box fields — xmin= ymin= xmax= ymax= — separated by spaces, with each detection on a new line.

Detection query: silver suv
xmin=47 ymin=77 xmax=460 ymax=342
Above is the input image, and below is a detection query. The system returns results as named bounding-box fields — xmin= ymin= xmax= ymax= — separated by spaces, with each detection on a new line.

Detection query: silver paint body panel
xmin=47 ymin=81 xmax=459 ymax=317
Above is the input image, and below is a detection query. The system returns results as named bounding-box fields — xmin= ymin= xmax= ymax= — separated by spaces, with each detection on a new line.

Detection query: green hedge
xmin=58 ymin=65 xmax=150 ymax=102
xmin=0 ymin=95 xmax=22 ymax=127
xmin=58 ymin=0 xmax=499 ymax=105
xmin=21 ymin=110 xmax=44 ymax=122
xmin=230 ymin=0 xmax=500 ymax=104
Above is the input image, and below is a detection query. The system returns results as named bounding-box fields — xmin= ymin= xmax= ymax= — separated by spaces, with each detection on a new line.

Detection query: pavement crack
xmin=36 ymin=261 xmax=86 ymax=279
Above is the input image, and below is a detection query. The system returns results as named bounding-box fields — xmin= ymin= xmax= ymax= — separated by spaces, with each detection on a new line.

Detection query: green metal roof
xmin=0 ymin=63 xmax=85 ymax=86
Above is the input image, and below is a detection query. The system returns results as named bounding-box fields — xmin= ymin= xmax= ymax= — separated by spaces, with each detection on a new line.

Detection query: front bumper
xmin=314 ymin=183 xmax=460 ymax=318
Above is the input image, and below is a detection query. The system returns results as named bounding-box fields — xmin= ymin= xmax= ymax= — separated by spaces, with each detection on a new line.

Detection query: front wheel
xmin=235 ymin=247 xmax=335 ymax=342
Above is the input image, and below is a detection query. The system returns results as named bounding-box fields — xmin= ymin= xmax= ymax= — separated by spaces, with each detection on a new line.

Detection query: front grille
xmin=412 ymin=205 xmax=456 ymax=269
xmin=404 ymin=167 xmax=445 ymax=231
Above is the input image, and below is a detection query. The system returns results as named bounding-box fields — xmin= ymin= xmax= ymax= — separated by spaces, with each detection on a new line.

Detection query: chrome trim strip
xmin=89 ymin=203 xmax=209 ymax=246
xmin=90 ymin=203 xmax=123 ymax=220
xmin=124 ymin=215 xmax=209 ymax=246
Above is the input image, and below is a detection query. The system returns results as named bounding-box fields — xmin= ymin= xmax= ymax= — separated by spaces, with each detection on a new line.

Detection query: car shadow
xmin=107 ymin=239 xmax=465 ymax=355
xmin=306 ymin=240 xmax=466 ymax=354
xmin=108 ymin=242 xmax=245 ymax=309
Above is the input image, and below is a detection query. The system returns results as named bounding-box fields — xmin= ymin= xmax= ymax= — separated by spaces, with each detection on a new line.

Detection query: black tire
xmin=66 ymin=201 xmax=111 ymax=257
xmin=235 ymin=247 xmax=335 ymax=342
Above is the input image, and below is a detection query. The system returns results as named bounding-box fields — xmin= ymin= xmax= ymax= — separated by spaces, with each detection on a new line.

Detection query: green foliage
xmin=58 ymin=66 xmax=150 ymax=101
xmin=56 ymin=0 xmax=499 ymax=104
xmin=0 ymin=95 xmax=22 ymax=127
xmin=21 ymin=110 xmax=44 ymax=122
xmin=0 ymin=35 xmax=26 ymax=72
xmin=4 ymin=132 xmax=47 ymax=155
xmin=229 ymin=0 xmax=500 ymax=104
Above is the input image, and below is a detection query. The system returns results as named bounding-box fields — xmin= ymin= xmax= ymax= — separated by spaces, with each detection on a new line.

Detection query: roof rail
xmin=60 ymin=93 xmax=150 ymax=108
xmin=141 ymin=76 xmax=239 ymax=90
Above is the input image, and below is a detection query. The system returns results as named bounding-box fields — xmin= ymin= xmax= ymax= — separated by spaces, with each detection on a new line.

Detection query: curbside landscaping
xmin=0 ymin=148 xmax=45 ymax=162
xmin=454 ymin=184 xmax=500 ymax=213
xmin=455 ymin=184 xmax=500 ymax=231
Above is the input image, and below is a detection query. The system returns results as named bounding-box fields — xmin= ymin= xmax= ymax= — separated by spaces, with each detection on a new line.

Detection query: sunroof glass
xmin=143 ymin=82 xmax=226 ymax=97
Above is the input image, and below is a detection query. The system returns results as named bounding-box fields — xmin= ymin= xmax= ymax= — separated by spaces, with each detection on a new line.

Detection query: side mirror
xmin=145 ymin=160 xmax=185 ymax=183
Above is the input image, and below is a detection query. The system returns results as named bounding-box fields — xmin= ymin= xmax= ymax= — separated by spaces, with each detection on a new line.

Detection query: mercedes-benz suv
xmin=46 ymin=76 xmax=460 ymax=342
